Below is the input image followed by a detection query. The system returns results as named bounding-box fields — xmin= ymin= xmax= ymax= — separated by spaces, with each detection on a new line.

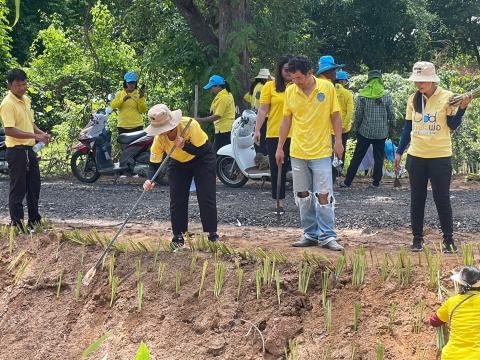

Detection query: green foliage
xmin=81 ymin=332 xmax=110 ymax=359
xmin=134 ymin=341 xmax=151 ymax=360
xmin=0 ymin=0 xmax=14 ymax=79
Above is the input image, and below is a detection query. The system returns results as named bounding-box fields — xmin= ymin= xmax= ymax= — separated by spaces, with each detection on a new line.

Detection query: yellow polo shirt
xmin=0 ymin=91 xmax=36 ymax=147
xmin=284 ymin=77 xmax=340 ymax=159
xmin=243 ymin=82 xmax=264 ymax=110
xmin=210 ymin=89 xmax=235 ymax=134
xmin=150 ymin=117 xmax=208 ymax=164
xmin=335 ymin=83 xmax=354 ymax=133
xmin=406 ymin=86 xmax=458 ymax=158
xmin=110 ymin=89 xmax=146 ymax=129
xmin=436 ymin=291 xmax=480 ymax=360
xmin=259 ymin=80 xmax=291 ymax=138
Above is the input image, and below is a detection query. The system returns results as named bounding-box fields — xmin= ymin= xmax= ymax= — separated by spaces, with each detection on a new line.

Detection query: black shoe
xmin=338 ymin=181 xmax=349 ymax=189
xmin=171 ymin=235 xmax=185 ymax=251
xmin=443 ymin=238 xmax=457 ymax=253
xmin=410 ymin=237 xmax=424 ymax=252
xmin=273 ymin=206 xmax=285 ymax=215
xmin=291 ymin=237 xmax=318 ymax=247
xmin=208 ymin=232 xmax=219 ymax=242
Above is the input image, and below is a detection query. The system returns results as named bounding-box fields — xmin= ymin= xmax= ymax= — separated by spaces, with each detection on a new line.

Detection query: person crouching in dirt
xmin=394 ymin=62 xmax=473 ymax=253
xmin=143 ymin=104 xmax=218 ymax=250
xmin=429 ymin=266 xmax=480 ymax=360
xmin=275 ymin=56 xmax=344 ymax=251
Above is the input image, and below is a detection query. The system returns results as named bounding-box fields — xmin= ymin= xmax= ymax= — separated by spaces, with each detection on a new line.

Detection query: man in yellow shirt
xmin=110 ymin=71 xmax=147 ymax=134
xmin=0 ymin=68 xmax=51 ymax=231
xmin=335 ymin=71 xmax=354 ymax=164
xmin=276 ymin=56 xmax=344 ymax=250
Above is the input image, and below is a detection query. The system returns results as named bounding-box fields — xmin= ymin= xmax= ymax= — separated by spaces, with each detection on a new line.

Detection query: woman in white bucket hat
xmin=429 ymin=266 xmax=480 ymax=360
xmin=394 ymin=61 xmax=473 ymax=253
xmin=143 ymin=104 xmax=218 ymax=249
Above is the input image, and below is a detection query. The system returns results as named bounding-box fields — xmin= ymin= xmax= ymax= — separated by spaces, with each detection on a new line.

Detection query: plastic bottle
xmin=32 ymin=142 xmax=45 ymax=153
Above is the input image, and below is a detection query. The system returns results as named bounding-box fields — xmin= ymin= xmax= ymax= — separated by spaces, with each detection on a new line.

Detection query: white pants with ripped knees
xmin=291 ymin=156 xmax=336 ymax=242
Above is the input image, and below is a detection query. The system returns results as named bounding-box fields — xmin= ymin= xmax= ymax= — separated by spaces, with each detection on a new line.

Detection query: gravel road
xmin=0 ymin=177 xmax=479 ymax=232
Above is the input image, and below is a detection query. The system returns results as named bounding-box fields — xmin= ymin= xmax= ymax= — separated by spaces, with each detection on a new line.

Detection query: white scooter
xmin=216 ymin=109 xmax=291 ymax=188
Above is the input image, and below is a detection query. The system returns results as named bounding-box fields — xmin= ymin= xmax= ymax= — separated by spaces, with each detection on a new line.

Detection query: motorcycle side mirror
xmin=107 ymin=93 xmax=114 ymax=101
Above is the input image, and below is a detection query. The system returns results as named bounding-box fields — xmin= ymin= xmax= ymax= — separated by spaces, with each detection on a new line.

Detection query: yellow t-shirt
xmin=243 ymin=82 xmax=264 ymax=110
xmin=210 ymin=89 xmax=235 ymax=134
xmin=335 ymin=83 xmax=354 ymax=133
xmin=150 ymin=117 xmax=208 ymax=164
xmin=283 ymin=77 xmax=340 ymax=159
xmin=110 ymin=89 xmax=147 ymax=129
xmin=259 ymin=80 xmax=291 ymax=138
xmin=406 ymin=86 xmax=458 ymax=158
xmin=436 ymin=291 xmax=480 ymax=360
xmin=0 ymin=91 xmax=35 ymax=147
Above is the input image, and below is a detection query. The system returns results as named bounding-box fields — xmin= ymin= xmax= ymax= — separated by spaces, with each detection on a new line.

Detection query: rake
xmin=83 ymin=86 xmax=199 ymax=286
xmin=275 ymin=162 xmax=283 ymax=222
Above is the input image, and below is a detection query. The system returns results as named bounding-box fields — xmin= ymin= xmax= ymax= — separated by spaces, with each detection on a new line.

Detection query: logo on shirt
xmin=317 ymin=93 xmax=325 ymax=102
xmin=413 ymin=112 xmax=442 ymax=135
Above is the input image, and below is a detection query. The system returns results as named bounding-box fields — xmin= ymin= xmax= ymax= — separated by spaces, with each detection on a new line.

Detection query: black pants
xmin=168 ymin=147 xmax=217 ymax=235
xmin=254 ymin=121 xmax=267 ymax=155
xmin=406 ymin=155 xmax=453 ymax=240
xmin=6 ymin=146 xmax=41 ymax=227
xmin=344 ymin=134 xmax=385 ymax=186
xmin=117 ymin=126 xmax=143 ymax=134
xmin=332 ymin=132 xmax=349 ymax=183
xmin=266 ymin=138 xmax=290 ymax=200
xmin=214 ymin=132 xmax=231 ymax=154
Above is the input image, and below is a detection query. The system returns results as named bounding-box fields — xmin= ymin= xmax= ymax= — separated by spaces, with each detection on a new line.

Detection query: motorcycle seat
xmin=117 ymin=130 xmax=147 ymax=144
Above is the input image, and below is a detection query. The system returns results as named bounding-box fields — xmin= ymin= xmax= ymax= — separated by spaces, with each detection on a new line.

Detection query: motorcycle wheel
xmin=216 ymin=156 xmax=248 ymax=188
xmin=70 ymin=150 xmax=100 ymax=183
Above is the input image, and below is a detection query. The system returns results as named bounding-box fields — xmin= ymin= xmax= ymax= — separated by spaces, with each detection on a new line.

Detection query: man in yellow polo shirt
xmin=0 ymin=68 xmax=51 ymax=231
xmin=276 ymin=56 xmax=344 ymax=250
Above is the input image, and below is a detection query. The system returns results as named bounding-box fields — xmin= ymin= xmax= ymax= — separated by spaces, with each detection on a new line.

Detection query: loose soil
xmin=0 ymin=177 xmax=479 ymax=359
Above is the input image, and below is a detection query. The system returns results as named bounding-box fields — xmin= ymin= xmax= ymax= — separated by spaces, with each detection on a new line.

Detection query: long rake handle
xmin=90 ymin=118 xmax=194 ymax=271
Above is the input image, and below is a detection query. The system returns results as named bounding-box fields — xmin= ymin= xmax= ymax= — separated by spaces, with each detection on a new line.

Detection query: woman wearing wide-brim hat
xmin=143 ymin=104 xmax=218 ymax=249
xmin=429 ymin=266 xmax=480 ymax=360
xmin=394 ymin=62 xmax=473 ymax=253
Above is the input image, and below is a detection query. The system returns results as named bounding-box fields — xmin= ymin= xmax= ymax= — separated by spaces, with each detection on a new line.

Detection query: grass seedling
xmin=275 ymin=269 xmax=281 ymax=305
xmin=136 ymin=259 xmax=142 ymax=283
xmin=175 ymin=270 xmax=182 ymax=294
xmin=56 ymin=269 xmax=64 ymax=298
xmin=436 ymin=325 xmax=447 ymax=350
xmin=0 ymin=223 xmax=7 ymax=239
xmin=8 ymin=250 xmax=26 ymax=272
xmin=236 ymin=266 xmax=244 ymax=302
xmin=426 ymin=252 xmax=441 ymax=290
xmin=255 ymin=268 xmax=262 ymax=299
xmin=108 ymin=254 xmax=116 ymax=285
xmin=335 ymin=254 xmax=346 ymax=278
xmin=75 ymin=271 xmax=83 ymax=301
xmin=395 ymin=246 xmax=413 ymax=286
xmin=379 ymin=254 xmax=390 ymax=282
xmin=190 ymin=251 xmax=199 ymax=274
xmin=388 ymin=303 xmax=397 ymax=333
xmin=324 ymin=299 xmax=332 ymax=332
xmin=351 ymin=246 xmax=367 ymax=286
xmin=321 ymin=345 xmax=331 ymax=360
xmin=157 ymin=262 xmax=166 ymax=288
xmin=262 ymin=256 xmax=272 ymax=286
xmin=110 ymin=275 xmax=119 ymax=307
xmin=462 ymin=243 xmax=474 ymax=266
xmin=376 ymin=341 xmax=385 ymax=360
xmin=298 ymin=262 xmax=313 ymax=295
xmin=198 ymin=260 xmax=209 ymax=298
xmin=34 ymin=264 xmax=47 ymax=286
xmin=9 ymin=226 xmax=15 ymax=254
xmin=284 ymin=338 xmax=299 ymax=360
xmin=350 ymin=345 xmax=357 ymax=360
xmin=322 ymin=270 xmax=329 ymax=308
xmin=213 ymin=262 xmax=225 ymax=298
xmin=411 ymin=300 xmax=426 ymax=334
xmin=137 ymin=280 xmax=144 ymax=311
xmin=81 ymin=332 xmax=111 ymax=359
xmin=13 ymin=258 xmax=29 ymax=285
xmin=353 ymin=302 xmax=361 ymax=331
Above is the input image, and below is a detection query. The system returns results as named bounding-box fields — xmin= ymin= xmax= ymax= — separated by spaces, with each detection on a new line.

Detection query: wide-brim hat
xmin=145 ymin=104 xmax=182 ymax=136
xmin=255 ymin=68 xmax=272 ymax=79
xmin=450 ymin=267 xmax=480 ymax=287
xmin=316 ymin=55 xmax=344 ymax=75
xmin=203 ymin=75 xmax=225 ymax=90
xmin=336 ymin=70 xmax=349 ymax=81
xmin=367 ymin=70 xmax=382 ymax=82
xmin=408 ymin=61 xmax=440 ymax=83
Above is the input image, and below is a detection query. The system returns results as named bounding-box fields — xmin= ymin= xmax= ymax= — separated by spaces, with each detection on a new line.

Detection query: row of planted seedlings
xmin=2 ymin=224 xmax=480 ymax=359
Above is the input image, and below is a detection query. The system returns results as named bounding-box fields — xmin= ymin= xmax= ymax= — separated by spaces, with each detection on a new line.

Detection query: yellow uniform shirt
xmin=259 ymin=80 xmax=291 ymax=138
xmin=406 ymin=86 xmax=458 ymax=158
xmin=0 ymin=91 xmax=35 ymax=147
xmin=210 ymin=89 xmax=235 ymax=134
xmin=243 ymin=82 xmax=264 ymax=110
xmin=335 ymin=83 xmax=354 ymax=133
xmin=436 ymin=291 xmax=480 ymax=360
xmin=150 ymin=117 xmax=208 ymax=164
xmin=110 ymin=89 xmax=147 ymax=129
xmin=284 ymin=77 xmax=340 ymax=160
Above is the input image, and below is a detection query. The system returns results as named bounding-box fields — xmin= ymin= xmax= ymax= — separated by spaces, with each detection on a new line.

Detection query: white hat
xmin=408 ymin=61 xmax=440 ymax=83
xmin=255 ymin=68 xmax=272 ymax=80
xmin=145 ymin=104 xmax=182 ymax=136
xmin=450 ymin=267 xmax=480 ymax=287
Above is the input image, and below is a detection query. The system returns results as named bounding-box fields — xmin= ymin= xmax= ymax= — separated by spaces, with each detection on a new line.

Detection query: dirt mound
xmin=1 ymin=225 xmax=479 ymax=359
